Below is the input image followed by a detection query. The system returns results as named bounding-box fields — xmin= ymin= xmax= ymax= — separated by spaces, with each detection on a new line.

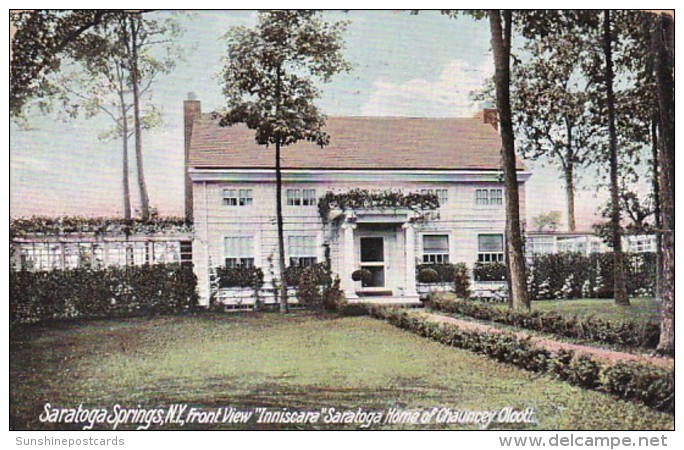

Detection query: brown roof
xmin=188 ymin=115 xmax=525 ymax=171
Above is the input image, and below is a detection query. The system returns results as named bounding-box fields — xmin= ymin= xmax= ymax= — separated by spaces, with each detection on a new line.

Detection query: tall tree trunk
xmin=117 ymin=76 xmax=132 ymax=220
xmin=489 ymin=10 xmax=529 ymax=310
xmin=564 ymin=118 xmax=576 ymax=232
xmin=652 ymin=13 xmax=674 ymax=355
xmin=129 ymin=14 xmax=150 ymax=221
xmin=275 ymin=66 xmax=288 ymax=314
xmin=651 ymin=118 xmax=662 ymax=302
xmin=602 ymin=10 xmax=629 ymax=306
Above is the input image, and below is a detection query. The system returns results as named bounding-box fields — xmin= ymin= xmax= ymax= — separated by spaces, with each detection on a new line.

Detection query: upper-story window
xmin=223 ymin=188 xmax=253 ymax=206
xmin=475 ymin=188 xmax=503 ymax=206
xmin=288 ymin=235 xmax=318 ymax=267
xmin=422 ymin=234 xmax=449 ymax=264
xmin=287 ymin=189 xmax=316 ymax=206
xmin=224 ymin=236 xmax=254 ymax=268
xmin=421 ymin=189 xmax=448 ymax=206
xmin=478 ymin=234 xmax=504 ymax=263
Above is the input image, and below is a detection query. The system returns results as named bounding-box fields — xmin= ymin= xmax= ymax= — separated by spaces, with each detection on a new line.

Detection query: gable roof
xmin=188 ymin=115 xmax=525 ymax=171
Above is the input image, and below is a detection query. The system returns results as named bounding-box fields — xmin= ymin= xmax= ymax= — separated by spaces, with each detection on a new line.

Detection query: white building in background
xmin=183 ymin=97 xmax=531 ymax=306
xmin=525 ymin=231 xmax=657 ymax=258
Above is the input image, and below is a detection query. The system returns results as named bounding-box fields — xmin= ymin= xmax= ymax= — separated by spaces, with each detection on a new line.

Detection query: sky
xmin=10 ymin=10 xmax=618 ymax=230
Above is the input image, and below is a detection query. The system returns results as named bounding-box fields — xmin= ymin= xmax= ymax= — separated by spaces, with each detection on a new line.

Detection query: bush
xmin=10 ymin=264 xmax=198 ymax=324
xmin=429 ymin=297 xmax=659 ymax=350
xmin=367 ymin=305 xmax=673 ymax=414
xmin=214 ymin=266 xmax=264 ymax=289
xmin=284 ymin=262 xmax=331 ymax=287
xmin=351 ymin=269 xmax=373 ymax=284
xmin=416 ymin=263 xmax=471 ymax=298
xmin=473 ymin=262 xmax=507 ymax=282
xmin=527 ymin=252 xmax=656 ymax=300
xmin=417 ymin=268 xmax=440 ymax=283
xmin=322 ymin=276 xmax=347 ymax=312
xmin=296 ymin=266 xmax=323 ymax=308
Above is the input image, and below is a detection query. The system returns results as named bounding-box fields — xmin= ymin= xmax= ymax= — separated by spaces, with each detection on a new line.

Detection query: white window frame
xmin=489 ymin=188 xmax=503 ymax=205
xmin=477 ymin=233 xmax=505 ymax=263
xmin=224 ymin=235 xmax=255 ymax=268
xmin=475 ymin=188 xmax=489 ymax=205
xmin=287 ymin=235 xmax=318 ymax=267
xmin=422 ymin=234 xmax=450 ymax=264
xmin=287 ymin=188 xmax=316 ymax=206
xmin=222 ymin=188 xmax=253 ymax=207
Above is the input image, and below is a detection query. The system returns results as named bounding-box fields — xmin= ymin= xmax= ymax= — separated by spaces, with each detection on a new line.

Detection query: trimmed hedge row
xmin=368 ymin=306 xmax=673 ymax=414
xmin=10 ymin=264 xmax=198 ymax=324
xmin=428 ymin=297 xmax=660 ymax=349
xmin=214 ymin=266 xmax=264 ymax=288
xmin=527 ymin=252 xmax=656 ymax=300
xmin=416 ymin=263 xmax=471 ymax=298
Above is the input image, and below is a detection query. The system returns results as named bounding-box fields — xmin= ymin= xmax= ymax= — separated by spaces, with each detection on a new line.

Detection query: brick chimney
xmin=184 ymin=92 xmax=201 ymax=222
xmin=473 ymin=101 xmax=498 ymax=130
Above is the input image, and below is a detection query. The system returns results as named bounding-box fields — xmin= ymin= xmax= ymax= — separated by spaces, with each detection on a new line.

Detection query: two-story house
xmin=184 ymin=96 xmax=531 ymax=306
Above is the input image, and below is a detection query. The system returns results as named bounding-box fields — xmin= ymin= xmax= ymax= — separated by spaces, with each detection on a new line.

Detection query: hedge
xmin=428 ymin=297 xmax=660 ymax=350
xmin=214 ymin=266 xmax=264 ymax=289
xmin=527 ymin=252 xmax=656 ymax=300
xmin=285 ymin=263 xmax=332 ymax=287
xmin=10 ymin=263 xmax=198 ymax=324
xmin=368 ymin=306 xmax=673 ymax=414
xmin=416 ymin=263 xmax=471 ymax=298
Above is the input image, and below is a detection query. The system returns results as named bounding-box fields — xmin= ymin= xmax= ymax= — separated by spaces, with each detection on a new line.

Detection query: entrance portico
xmin=337 ymin=209 xmax=419 ymax=304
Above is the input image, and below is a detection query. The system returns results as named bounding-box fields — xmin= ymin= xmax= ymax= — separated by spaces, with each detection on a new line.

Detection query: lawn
xmin=10 ymin=312 xmax=673 ymax=430
xmin=493 ymin=297 xmax=661 ymax=323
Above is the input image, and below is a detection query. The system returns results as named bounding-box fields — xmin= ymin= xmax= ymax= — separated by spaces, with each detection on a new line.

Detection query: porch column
xmin=341 ymin=221 xmax=358 ymax=299
xmin=403 ymin=223 xmax=418 ymax=296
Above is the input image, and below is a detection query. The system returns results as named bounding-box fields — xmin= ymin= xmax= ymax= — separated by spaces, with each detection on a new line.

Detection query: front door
xmin=360 ymin=237 xmax=385 ymax=288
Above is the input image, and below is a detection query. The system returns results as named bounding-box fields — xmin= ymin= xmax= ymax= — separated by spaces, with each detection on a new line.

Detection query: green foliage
xmin=532 ymin=211 xmax=562 ymax=232
xmin=10 ymin=215 xmax=193 ymax=237
xmin=284 ymin=262 xmax=331 ymax=287
xmin=416 ymin=263 xmax=471 ymax=298
xmin=322 ymin=276 xmax=347 ymax=312
xmin=473 ymin=262 xmax=507 ymax=282
xmin=10 ymin=263 xmax=197 ymax=324
xmin=318 ymin=189 xmax=439 ymax=224
xmin=527 ymin=252 xmax=656 ymax=300
xmin=296 ymin=266 xmax=323 ymax=308
xmin=351 ymin=269 xmax=372 ymax=283
xmin=214 ymin=266 xmax=264 ymax=289
xmin=417 ymin=268 xmax=440 ymax=283
xmin=368 ymin=305 xmax=673 ymax=414
xmin=428 ymin=296 xmax=660 ymax=349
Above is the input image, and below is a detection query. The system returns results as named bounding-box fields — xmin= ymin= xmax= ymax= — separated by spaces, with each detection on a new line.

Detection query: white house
xmin=183 ymin=97 xmax=531 ymax=306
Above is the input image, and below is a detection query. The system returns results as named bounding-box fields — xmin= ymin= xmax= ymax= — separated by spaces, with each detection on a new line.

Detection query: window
xmin=478 ymin=234 xmax=504 ymax=263
xmin=224 ymin=236 xmax=254 ymax=268
xmin=223 ymin=188 xmax=252 ymax=206
xmin=489 ymin=189 xmax=503 ymax=205
xmin=475 ymin=188 xmax=503 ymax=206
xmin=287 ymin=188 xmax=316 ymax=206
xmin=421 ymin=189 xmax=448 ymax=206
xmin=422 ymin=234 xmax=449 ymax=263
xmin=288 ymin=235 xmax=317 ymax=267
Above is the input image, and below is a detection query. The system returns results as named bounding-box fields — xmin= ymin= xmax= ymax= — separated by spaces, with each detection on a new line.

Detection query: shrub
xmin=296 ymin=266 xmax=323 ymax=308
xmin=416 ymin=263 xmax=471 ymax=298
xmin=429 ymin=297 xmax=660 ymax=350
xmin=322 ymin=276 xmax=347 ymax=312
xmin=10 ymin=264 xmax=198 ymax=324
xmin=417 ymin=268 xmax=440 ymax=283
xmin=351 ymin=269 xmax=373 ymax=284
xmin=214 ymin=266 xmax=264 ymax=289
xmin=284 ymin=262 xmax=331 ymax=287
xmin=473 ymin=262 xmax=507 ymax=282
xmin=367 ymin=305 xmax=673 ymax=414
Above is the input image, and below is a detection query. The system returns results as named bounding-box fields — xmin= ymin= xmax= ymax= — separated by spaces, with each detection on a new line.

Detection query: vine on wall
xmin=317 ymin=189 xmax=440 ymax=224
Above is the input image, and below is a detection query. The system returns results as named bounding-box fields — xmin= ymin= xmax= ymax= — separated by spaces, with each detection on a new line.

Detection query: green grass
xmin=492 ymin=297 xmax=661 ymax=323
xmin=10 ymin=312 xmax=673 ymax=430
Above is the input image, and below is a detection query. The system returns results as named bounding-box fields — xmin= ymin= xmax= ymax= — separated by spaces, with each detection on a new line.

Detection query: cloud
xmin=361 ymin=58 xmax=494 ymax=117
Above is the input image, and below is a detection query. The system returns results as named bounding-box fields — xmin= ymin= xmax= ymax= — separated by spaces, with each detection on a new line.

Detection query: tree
xmin=507 ymin=36 xmax=594 ymax=232
xmin=532 ymin=211 xmax=561 ymax=232
xmin=651 ymin=12 xmax=674 ymax=355
xmin=55 ymin=12 xmax=179 ymax=219
xmin=216 ymin=11 xmax=350 ymax=313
